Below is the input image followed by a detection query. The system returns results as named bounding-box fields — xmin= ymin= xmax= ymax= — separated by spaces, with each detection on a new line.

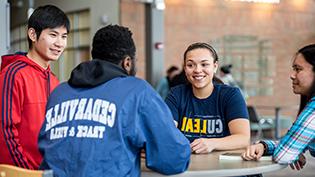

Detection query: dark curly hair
xmin=91 ymin=25 xmax=136 ymax=64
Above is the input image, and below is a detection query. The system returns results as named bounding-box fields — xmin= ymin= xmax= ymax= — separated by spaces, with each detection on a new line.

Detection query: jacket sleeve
xmin=271 ymin=100 xmax=315 ymax=164
xmin=0 ymin=71 xmax=31 ymax=169
xmin=137 ymin=87 xmax=191 ymax=175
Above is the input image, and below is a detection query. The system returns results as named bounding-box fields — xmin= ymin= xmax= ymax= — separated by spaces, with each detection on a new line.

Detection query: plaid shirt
xmin=262 ymin=98 xmax=315 ymax=164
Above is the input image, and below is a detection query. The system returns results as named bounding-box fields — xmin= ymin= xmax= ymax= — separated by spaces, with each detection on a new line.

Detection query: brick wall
xmin=121 ymin=0 xmax=315 ymax=118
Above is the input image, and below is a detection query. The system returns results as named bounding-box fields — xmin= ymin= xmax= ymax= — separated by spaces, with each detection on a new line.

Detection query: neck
xmin=27 ymin=50 xmax=50 ymax=69
xmin=192 ymin=83 xmax=214 ymax=99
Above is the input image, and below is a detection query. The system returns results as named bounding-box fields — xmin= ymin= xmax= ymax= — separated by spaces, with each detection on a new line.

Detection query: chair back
xmin=0 ymin=164 xmax=53 ymax=177
xmin=247 ymin=105 xmax=259 ymax=123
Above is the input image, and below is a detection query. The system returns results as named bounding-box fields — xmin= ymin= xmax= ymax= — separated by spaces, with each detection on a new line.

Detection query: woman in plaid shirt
xmin=242 ymin=44 xmax=315 ymax=170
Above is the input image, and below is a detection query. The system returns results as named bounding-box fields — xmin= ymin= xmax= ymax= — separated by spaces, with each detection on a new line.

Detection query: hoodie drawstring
xmin=46 ymin=71 xmax=51 ymax=99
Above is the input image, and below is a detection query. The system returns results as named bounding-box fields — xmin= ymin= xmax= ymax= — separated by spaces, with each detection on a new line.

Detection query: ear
xmin=214 ymin=61 xmax=219 ymax=74
xmin=27 ymin=28 xmax=37 ymax=42
xmin=122 ymin=56 xmax=132 ymax=74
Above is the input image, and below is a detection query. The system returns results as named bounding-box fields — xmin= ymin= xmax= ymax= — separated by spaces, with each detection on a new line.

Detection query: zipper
xmin=46 ymin=70 xmax=51 ymax=99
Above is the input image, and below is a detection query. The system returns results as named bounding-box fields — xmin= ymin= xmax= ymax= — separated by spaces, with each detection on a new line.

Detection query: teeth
xmin=51 ymin=49 xmax=61 ymax=55
xmin=194 ymin=76 xmax=204 ymax=80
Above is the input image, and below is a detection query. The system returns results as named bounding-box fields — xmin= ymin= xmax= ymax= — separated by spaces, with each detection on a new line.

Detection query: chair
xmin=247 ymin=106 xmax=274 ymax=140
xmin=0 ymin=164 xmax=53 ymax=177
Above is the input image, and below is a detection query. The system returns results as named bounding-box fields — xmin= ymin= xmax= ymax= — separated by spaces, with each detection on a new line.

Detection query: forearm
xmin=211 ymin=134 xmax=250 ymax=151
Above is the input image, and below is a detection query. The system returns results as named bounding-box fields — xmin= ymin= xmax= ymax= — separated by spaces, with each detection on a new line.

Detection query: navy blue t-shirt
xmin=165 ymin=84 xmax=248 ymax=142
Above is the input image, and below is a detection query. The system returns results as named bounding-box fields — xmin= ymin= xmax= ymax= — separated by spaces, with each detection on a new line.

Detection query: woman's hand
xmin=241 ymin=143 xmax=265 ymax=161
xmin=190 ymin=138 xmax=216 ymax=154
xmin=290 ymin=153 xmax=306 ymax=170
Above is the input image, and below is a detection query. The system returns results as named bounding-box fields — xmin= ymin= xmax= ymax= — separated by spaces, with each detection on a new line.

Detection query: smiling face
xmin=184 ymin=48 xmax=218 ymax=92
xmin=28 ymin=26 xmax=68 ymax=68
xmin=290 ymin=53 xmax=315 ymax=96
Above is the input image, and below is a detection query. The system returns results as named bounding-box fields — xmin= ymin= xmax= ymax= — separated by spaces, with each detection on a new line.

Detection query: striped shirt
xmin=262 ymin=98 xmax=315 ymax=164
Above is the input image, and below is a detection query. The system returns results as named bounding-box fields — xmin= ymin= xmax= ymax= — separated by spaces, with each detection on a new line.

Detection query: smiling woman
xmin=165 ymin=42 xmax=250 ymax=154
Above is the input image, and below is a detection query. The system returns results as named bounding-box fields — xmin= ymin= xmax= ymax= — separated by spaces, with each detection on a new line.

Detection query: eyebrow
xmin=49 ymin=29 xmax=68 ymax=35
xmin=292 ymin=64 xmax=302 ymax=68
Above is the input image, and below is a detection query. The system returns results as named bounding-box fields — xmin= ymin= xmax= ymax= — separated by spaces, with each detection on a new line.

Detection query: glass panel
xmin=212 ymin=35 xmax=275 ymax=96
xmin=67 ymin=32 xmax=74 ymax=48
xmin=79 ymin=11 xmax=90 ymax=29
xmin=63 ymin=49 xmax=75 ymax=81
xmin=19 ymin=25 xmax=27 ymax=39
xmin=79 ymin=30 xmax=90 ymax=46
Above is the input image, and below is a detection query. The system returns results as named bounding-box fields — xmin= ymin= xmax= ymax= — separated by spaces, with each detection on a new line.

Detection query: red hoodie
xmin=0 ymin=54 xmax=59 ymax=169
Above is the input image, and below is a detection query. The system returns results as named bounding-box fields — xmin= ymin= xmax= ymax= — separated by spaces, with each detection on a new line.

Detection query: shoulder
xmin=170 ymin=84 xmax=191 ymax=95
xmin=0 ymin=61 xmax=30 ymax=85
xmin=126 ymin=77 xmax=153 ymax=90
xmin=215 ymin=84 xmax=241 ymax=95
xmin=50 ymin=82 xmax=69 ymax=95
xmin=308 ymin=97 xmax=315 ymax=107
xmin=214 ymin=84 xmax=245 ymax=104
xmin=110 ymin=76 xmax=158 ymax=98
xmin=166 ymin=84 xmax=192 ymax=105
xmin=1 ymin=60 xmax=29 ymax=75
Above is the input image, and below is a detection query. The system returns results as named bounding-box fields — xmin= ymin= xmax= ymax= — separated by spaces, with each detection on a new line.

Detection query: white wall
xmin=0 ymin=0 xmax=10 ymax=59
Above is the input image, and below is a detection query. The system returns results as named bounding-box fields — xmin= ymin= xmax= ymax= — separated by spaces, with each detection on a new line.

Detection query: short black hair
xmin=91 ymin=25 xmax=136 ymax=64
xmin=220 ymin=64 xmax=232 ymax=74
xmin=167 ymin=66 xmax=179 ymax=75
xmin=27 ymin=5 xmax=70 ymax=48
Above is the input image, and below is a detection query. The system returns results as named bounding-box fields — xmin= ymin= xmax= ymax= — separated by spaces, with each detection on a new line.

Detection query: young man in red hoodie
xmin=0 ymin=5 xmax=70 ymax=169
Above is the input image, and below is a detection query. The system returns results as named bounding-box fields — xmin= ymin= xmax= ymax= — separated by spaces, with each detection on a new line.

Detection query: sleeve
xmin=0 ymin=70 xmax=31 ymax=169
xmin=165 ymin=87 xmax=180 ymax=122
xmin=271 ymin=100 xmax=315 ymax=164
xmin=223 ymin=87 xmax=249 ymax=122
xmin=138 ymin=87 xmax=191 ymax=175
xmin=260 ymin=140 xmax=278 ymax=155
xmin=309 ymin=142 xmax=315 ymax=157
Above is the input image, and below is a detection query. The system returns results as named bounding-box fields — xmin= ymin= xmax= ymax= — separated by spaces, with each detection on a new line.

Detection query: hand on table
xmin=290 ymin=154 xmax=306 ymax=170
xmin=241 ymin=143 xmax=264 ymax=161
xmin=190 ymin=138 xmax=215 ymax=154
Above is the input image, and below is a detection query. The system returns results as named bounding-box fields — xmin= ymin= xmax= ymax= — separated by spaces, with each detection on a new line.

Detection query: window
xmin=212 ymin=35 xmax=275 ymax=96
xmin=53 ymin=9 xmax=91 ymax=81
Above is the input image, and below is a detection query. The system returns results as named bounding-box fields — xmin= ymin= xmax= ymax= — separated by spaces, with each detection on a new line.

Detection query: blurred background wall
xmin=4 ymin=0 xmax=315 ymax=121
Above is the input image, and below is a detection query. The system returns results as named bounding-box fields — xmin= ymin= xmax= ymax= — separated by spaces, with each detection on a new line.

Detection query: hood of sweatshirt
xmin=68 ymin=59 xmax=128 ymax=88
xmin=1 ymin=52 xmax=52 ymax=73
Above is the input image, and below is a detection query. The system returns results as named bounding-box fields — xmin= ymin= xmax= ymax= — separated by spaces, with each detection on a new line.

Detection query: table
xmin=141 ymin=150 xmax=287 ymax=177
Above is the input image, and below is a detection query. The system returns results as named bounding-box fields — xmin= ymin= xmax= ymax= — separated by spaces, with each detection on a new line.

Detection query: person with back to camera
xmin=219 ymin=64 xmax=248 ymax=99
xmin=156 ymin=65 xmax=180 ymax=99
xmin=242 ymin=44 xmax=315 ymax=171
xmin=165 ymin=42 xmax=250 ymax=154
xmin=0 ymin=5 xmax=69 ymax=169
xmin=37 ymin=25 xmax=191 ymax=177
xmin=219 ymin=64 xmax=238 ymax=87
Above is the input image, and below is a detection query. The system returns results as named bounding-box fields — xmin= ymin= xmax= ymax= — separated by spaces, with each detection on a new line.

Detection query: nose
xmin=54 ymin=36 xmax=66 ymax=48
xmin=194 ymin=64 xmax=202 ymax=73
xmin=290 ymin=71 xmax=296 ymax=80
